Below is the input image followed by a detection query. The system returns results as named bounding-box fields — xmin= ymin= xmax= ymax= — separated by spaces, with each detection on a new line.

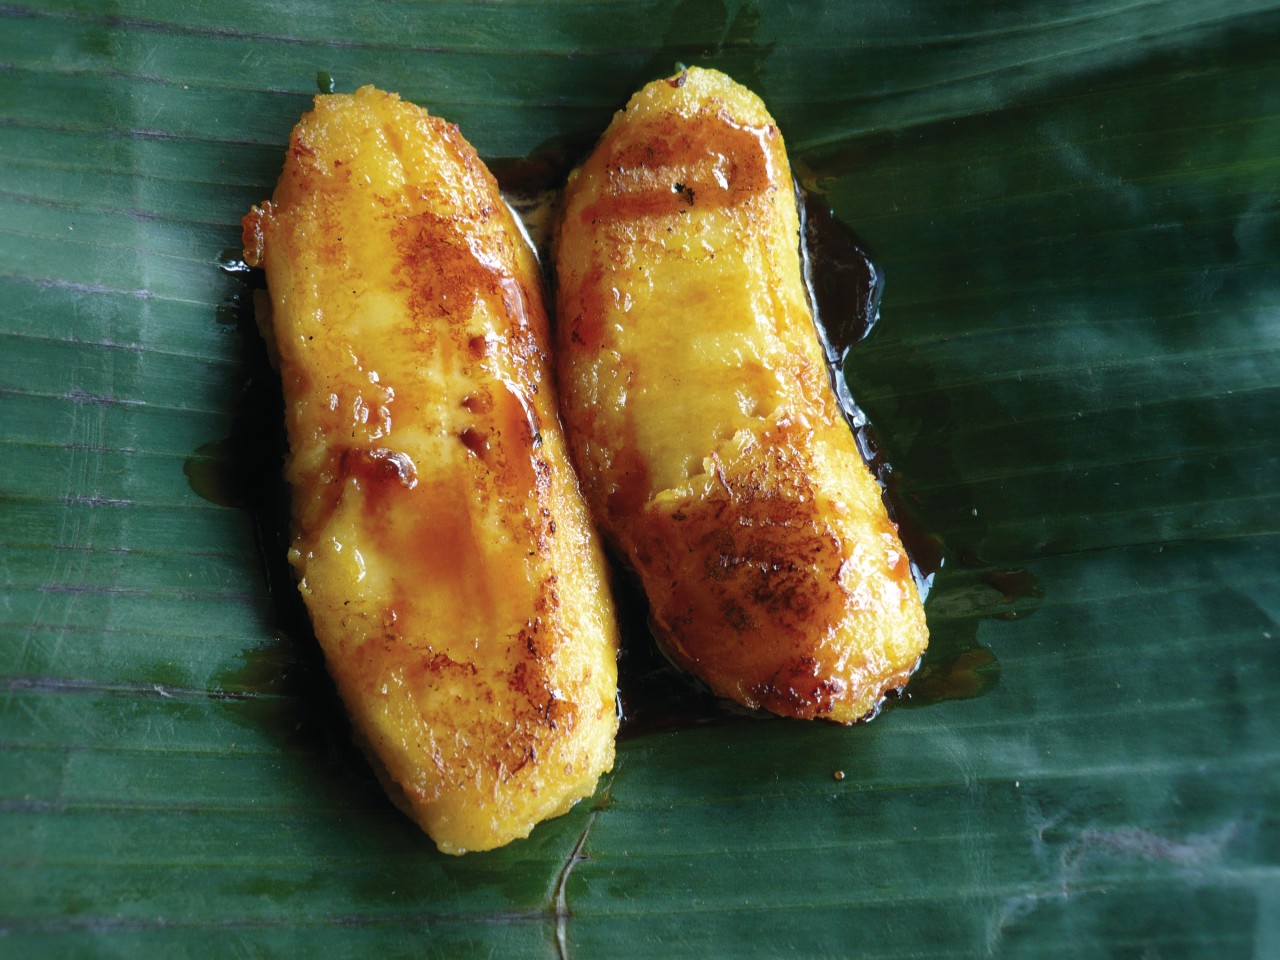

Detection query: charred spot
xmin=289 ymin=133 xmax=318 ymax=165
xmin=551 ymin=696 xmax=578 ymax=732
xmin=542 ymin=696 xmax=559 ymax=729
xmin=532 ymin=457 xmax=552 ymax=494
xmin=467 ymin=335 xmax=489 ymax=359
xmin=703 ymin=530 xmax=738 ymax=581
xmin=421 ymin=651 xmax=478 ymax=677
xmin=508 ymin=660 xmax=533 ymax=696
xmin=750 ymin=658 xmax=845 ymax=718
xmin=582 ymin=110 xmax=774 ymax=223
xmin=392 ymin=211 xmax=503 ymax=321
xmin=519 ymin=617 xmax=551 ymax=661
xmin=720 ymin=598 xmax=755 ymax=632
xmin=504 ymin=745 xmax=537 ymax=780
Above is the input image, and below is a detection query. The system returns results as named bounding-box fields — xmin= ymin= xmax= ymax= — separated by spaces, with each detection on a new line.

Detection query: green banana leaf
xmin=3 ymin=0 xmax=1278 ymax=956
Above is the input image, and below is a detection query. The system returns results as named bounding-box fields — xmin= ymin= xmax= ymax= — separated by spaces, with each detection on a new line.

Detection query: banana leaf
xmin=3 ymin=0 xmax=1278 ymax=956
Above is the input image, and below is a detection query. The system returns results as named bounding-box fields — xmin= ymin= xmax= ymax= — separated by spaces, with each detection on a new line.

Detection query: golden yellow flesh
xmin=243 ymin=86 xmax=619 ymax=854
xmin=554 ymin=68 xmax=928 ymax=723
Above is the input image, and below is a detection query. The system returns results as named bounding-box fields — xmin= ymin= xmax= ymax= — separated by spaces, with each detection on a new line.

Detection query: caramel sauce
xmin=902 ymin=646 xmax=1000 ymax=705
xmin=484 ymin=379 xmax=543 ymax=493
xmin=798 ymin=194 xmax=883 ymax=357
xmin=367 ymin=476 xmax=509 ymax=640
xmin=460 ymin=393 xmax=491 ymax=414
xmin=604 ymin=447 xmax=653 ymax=523
xmin=459 ymin=426 xmax=489 ymax=458
xmin=342 ymin=447 xmax=419 ymax=491
xmin=566 ymin=262 xmax=610 ymax=353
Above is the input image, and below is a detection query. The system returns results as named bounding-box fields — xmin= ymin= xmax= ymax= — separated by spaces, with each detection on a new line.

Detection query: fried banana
xmin=243 ymin=86 xmax=619 ymax=854
xmin=554 ymin=67 xmax=928 ymax=723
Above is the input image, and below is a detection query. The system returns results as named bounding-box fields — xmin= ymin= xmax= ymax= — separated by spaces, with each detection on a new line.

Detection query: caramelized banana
xmin=243 ymin=86 xmax=618 ymax=853
xmin=554 ymin=68 xmax=927 ymax=723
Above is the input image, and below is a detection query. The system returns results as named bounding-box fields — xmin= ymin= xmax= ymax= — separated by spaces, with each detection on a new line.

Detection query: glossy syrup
xmin=198 ymin=160 xmax=965 ymax=743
